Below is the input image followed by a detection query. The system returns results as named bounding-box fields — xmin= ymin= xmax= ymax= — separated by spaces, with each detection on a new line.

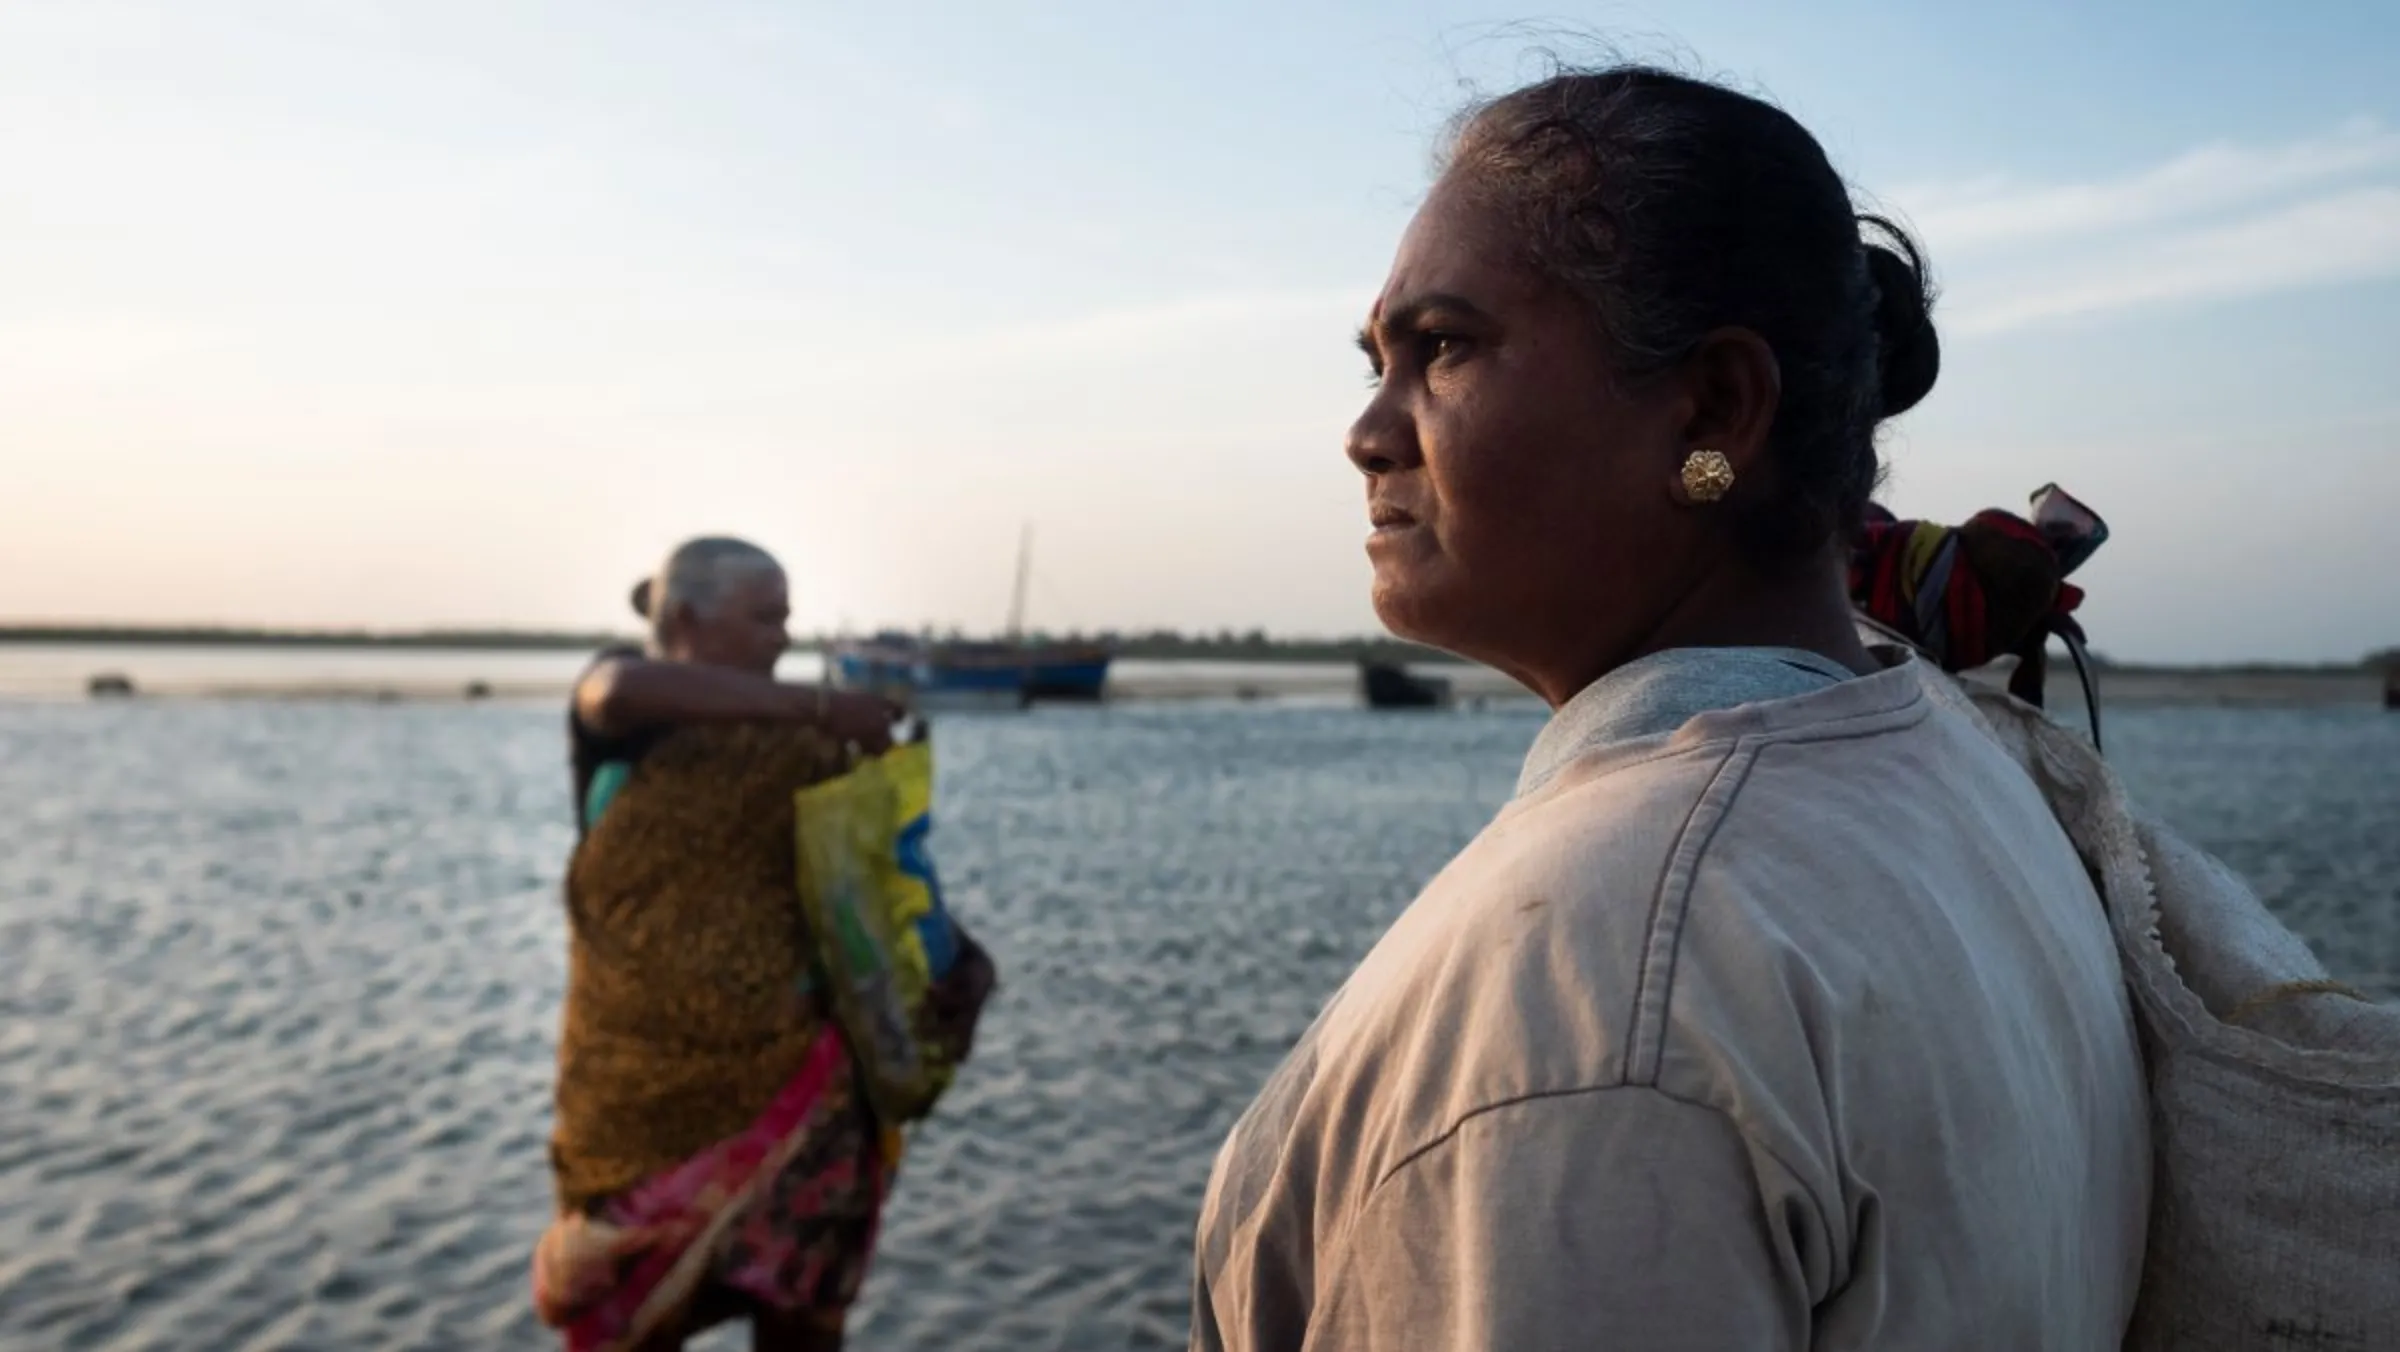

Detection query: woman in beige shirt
xmin=1191 ymin=64 xmax=2149 ymax=1351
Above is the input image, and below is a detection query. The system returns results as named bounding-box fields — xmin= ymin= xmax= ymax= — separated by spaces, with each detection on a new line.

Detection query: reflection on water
xmin=0 ymin=643 xmax=1524 ymax=705
xmin=0 ymin=643 xmax=800 ymax=698
xmin=0 ymin=699 xmax=2391 ymax=1349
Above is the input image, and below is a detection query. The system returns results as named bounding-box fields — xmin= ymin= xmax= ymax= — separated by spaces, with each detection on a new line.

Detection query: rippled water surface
xmin=2 ymin=699 xmax=2394 ymax=1350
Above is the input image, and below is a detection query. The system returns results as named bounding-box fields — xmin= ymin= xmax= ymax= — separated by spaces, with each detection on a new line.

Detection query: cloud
xmin=1949 ymin=186 xmax=2400 ymax=335
xmin=562 ymin=285 xmax=1373 ymax=413
xmin=1900 ymin=118 xmax=2400 ymax=249
xmin=1894 ymin=120 xmax=2400 ymax=334
xmin=979 ymin=289 xmax=1368 ymax=362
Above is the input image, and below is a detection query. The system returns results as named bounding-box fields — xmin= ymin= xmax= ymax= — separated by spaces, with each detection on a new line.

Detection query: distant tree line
xmin=1031 ymin=628 xmax=1455 ymax=665
xmin=2087 ymin=647 xmax=2400 ymax=676
xmin=0 ymin=623 xmax=1456 ymax=664
xmin=4 ymin=623 xmax=2388 ymax=672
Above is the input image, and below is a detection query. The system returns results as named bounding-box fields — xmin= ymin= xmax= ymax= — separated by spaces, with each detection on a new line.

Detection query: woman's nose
xmin=1345 ymin=390 xmax=1415 ymax=477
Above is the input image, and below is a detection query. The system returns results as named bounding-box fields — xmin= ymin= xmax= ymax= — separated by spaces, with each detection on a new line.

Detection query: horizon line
xmin=1 ymin=622 xmax=2390 ymax=675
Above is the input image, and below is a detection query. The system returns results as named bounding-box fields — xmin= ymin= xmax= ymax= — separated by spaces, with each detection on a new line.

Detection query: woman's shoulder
xmin=1317 ymin=746 xmax=1752 ymax=1101
xmin=568 ymin=643 xmax=644 ymax=717
xmin=1472 ymin=735 xmax=1754 ymax=912
xmin=573 ymin=642 xmax=644 ymax=691
xmin=1333 ymin=695 xmax=2021 ymax=1093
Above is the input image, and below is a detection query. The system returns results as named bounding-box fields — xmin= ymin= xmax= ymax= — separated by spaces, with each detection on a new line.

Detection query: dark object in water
xmin=2384 ymin=670 xmax=2398 ymax=712
xmin=1360 ymin=660 xmax=1451 ymax=710
xmin=465 ymin=681 xmax=493 ymax=700
xmin=87 ymin=673 xmax=136 ymax=698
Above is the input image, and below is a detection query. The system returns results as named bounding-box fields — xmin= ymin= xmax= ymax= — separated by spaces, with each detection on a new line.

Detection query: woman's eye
xmin=1361 ymin=332 xmax=1465 ymax=387
xmin=1418 ymin=331 xmax=1467 ymax=364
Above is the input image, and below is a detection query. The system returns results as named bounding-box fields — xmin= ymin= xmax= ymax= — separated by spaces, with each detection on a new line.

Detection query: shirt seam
xmin=1315 ymin=1083 xmax=1831 ymax=1343
xmin=1625 ymin=739 xmax=1762 ymax=1086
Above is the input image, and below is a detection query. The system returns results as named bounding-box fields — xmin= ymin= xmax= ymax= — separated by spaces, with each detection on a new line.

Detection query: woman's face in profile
xmin=1346 ymin=173 xmax=1700 ymax=696
xmin=669 ymin=572 xmax=792 ymax=676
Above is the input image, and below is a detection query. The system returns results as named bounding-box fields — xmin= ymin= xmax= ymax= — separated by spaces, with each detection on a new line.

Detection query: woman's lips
xmin=1366 ymin=504 xmax=1424 ymax=557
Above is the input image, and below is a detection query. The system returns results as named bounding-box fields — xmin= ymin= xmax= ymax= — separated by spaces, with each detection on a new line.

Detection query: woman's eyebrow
xmin=1364 ymin=292 xmax=1489 ymax=345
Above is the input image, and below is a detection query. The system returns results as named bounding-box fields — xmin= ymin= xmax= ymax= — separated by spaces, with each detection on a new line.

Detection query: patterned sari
xmin=535 ymin=1029 xmax=902 ymax=1349
xmin=538 ymin=722 xmax=888 ymax=1348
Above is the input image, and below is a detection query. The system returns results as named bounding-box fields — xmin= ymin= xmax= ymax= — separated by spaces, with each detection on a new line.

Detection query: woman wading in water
xmin=536 ymin=537 xmax=991 ymax=1352
xmin=1191 ymin=67 xmax=2148 ymax=1349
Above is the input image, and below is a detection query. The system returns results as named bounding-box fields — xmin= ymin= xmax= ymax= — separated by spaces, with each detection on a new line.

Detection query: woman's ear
xmin=1670 ymin=327 xmax=1781 ymax=506
xmin=629 ymin=579 xmax=654 ymax=619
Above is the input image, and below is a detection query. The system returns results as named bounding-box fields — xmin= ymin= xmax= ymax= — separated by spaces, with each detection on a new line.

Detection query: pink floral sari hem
xmin=538 ymin=1030 xmax=889 ymax=1351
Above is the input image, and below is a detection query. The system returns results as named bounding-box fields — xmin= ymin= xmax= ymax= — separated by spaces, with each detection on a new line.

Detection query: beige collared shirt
xmin=1191 ymin=653 xmax=2148 ymax=1350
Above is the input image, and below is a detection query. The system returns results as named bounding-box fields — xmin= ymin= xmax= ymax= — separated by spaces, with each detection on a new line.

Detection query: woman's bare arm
xmin=577 ymin=656 xmax=897 ymax=751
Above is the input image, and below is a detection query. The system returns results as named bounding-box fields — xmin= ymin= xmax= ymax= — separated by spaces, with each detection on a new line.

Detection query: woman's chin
xmin=1370 ymin=572 xmax=1460 ymax=651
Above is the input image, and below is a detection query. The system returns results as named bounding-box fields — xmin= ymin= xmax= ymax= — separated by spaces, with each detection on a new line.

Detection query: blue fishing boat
xmin=828 ymin=634 xmax=1111 ymax=709
xmin=1020 ymin=646 xmax=1113 ymax=702
xmin=828 ymin=528 xmax=1113 ymax=709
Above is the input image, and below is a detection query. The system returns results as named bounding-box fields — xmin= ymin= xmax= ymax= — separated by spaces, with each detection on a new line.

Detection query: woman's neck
xmin=1531 ymin=550 xmax=1873 ymax=708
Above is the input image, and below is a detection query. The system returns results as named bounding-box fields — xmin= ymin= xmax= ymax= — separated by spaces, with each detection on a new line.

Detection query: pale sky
xmin=3 ymin=1 xmax=2396 ymax=662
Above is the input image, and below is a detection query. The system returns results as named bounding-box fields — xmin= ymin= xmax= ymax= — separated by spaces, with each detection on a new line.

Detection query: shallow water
xmin=0 ymin=700 xmax=2392 ymax=1350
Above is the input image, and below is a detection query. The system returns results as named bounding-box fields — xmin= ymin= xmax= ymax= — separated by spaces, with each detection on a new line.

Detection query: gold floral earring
xmin=1681 ymin=450 xmax=1735 ymax=503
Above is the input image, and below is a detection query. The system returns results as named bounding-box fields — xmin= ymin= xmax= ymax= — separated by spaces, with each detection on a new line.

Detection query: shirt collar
xmin=1516 ymin=647 xmax=1865 ymax=799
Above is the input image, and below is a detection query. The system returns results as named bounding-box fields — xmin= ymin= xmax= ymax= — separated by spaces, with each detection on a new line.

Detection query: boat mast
xmin=1005 ymin=522 xmax=1033 ymax=641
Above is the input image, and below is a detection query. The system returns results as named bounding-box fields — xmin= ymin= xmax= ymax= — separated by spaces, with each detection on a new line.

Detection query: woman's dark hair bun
xmin=629 ymin=578 xmax=655 ymax=620
xmin=1861 ymin=215 xmax=1939 ymax=417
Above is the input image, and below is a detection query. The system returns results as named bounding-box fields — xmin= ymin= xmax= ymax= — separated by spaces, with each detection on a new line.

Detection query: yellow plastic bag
xmin=793 ymin=730 xmax=965 ymax=1126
